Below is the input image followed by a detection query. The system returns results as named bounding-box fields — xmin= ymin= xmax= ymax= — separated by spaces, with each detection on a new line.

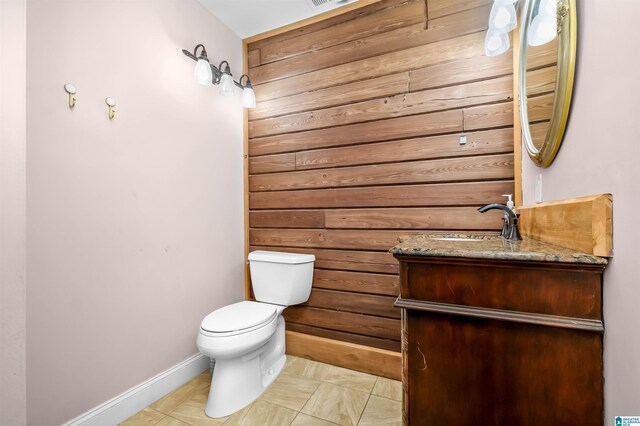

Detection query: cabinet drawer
xmin=400 ymin=258 xmax=602 ymax=320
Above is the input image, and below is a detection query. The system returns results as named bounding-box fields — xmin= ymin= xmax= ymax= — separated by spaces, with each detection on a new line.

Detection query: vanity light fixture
xmin=191 ymin=44 xmax=213 ymax=86
xmin=528 ymin=0 xmax=558 ymax=46
xmin=238 ymin=74 xmax=256 ymax=109
xmin=485 ymin=0 xmax=518 ymax=56
xmin=182 ymin=44 xmax=256 ymax=108
xmin=485 ymin=29 xmax=511 ymax=57
xmin=218 ymin=61 xmax=234 ymax=97
xmin=485 ymin=0 xmax=568 ymax=56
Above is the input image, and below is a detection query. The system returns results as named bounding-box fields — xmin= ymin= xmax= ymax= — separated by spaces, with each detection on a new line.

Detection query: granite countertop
xmin=390 ymin=233 xmax=608 ymax=265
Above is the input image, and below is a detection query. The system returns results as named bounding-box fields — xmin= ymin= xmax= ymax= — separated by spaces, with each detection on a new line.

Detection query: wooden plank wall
xmin=247 ymin=0 xmax=515 ymax=352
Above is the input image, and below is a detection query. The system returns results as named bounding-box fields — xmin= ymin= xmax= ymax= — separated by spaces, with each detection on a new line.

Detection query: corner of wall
xmin=0 ymin=0 xmax=27 ymax=424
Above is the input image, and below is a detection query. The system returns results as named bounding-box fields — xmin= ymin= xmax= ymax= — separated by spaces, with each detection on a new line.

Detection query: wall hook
xmin=105 ymin=97 xmax=116 ymax=120
xmin=64 ymin=83 xmax=77 ymax=108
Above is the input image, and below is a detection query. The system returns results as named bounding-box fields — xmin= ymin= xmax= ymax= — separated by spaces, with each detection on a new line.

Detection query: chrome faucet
xmin=478 ymin=203 xmax=522 ymax=241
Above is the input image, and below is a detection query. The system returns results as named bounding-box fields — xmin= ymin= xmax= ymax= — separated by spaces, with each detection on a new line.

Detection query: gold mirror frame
xmin=519 ymin=0 xmax=577 ymax=168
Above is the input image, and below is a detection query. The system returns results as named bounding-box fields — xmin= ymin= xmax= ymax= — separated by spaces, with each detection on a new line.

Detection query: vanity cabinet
xmin=394 ymin=255 xmax=606 ymax=425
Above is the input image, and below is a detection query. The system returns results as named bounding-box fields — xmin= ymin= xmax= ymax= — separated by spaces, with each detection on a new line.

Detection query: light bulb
xmin=528 ymin=11 xmax=557 ymax=46
xmin=219 ymin=73 xmax=234 ymax=97
xmin=242 ymin=87 xmax=256 ymax=108
xmin=541 ymin=0 xmax=557 ymax=16
xmin=494 ymin=7 xmax=511 ymax=28
xmin=194 ymin=59 xmax=212 ymax=85
xmin=485 ymin=29 xmax=510 ymax=56
xmin=489 ymin=2 xmax=517 ymax=33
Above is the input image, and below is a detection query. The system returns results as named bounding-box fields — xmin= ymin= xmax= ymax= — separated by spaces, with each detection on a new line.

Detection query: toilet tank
xmin=248 ymin=251 xmax=315 ymax=306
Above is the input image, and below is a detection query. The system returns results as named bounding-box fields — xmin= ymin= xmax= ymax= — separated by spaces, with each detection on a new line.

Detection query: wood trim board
xmin=512 ymin=26 xmax=523 ymax=208
xmin=285 ymin=330 xmax=402 ymax=380
xmin=518 ymin=194 xmax=613 ymax=257
xmin=243 ymin=39 xmax=251 ymax=300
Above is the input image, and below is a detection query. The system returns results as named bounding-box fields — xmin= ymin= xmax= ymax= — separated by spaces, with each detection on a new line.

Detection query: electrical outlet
xmin=535 ymin=174 xmax=543 ymax=203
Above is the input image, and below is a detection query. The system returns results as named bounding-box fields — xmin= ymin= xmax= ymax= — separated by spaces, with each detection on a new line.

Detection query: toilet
xmin=196 ymin=250 xmax=315 ymax=418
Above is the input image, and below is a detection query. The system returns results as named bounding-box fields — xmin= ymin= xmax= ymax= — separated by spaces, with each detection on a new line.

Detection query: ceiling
xmin=198 ymin=0 xmax=358 ymax=39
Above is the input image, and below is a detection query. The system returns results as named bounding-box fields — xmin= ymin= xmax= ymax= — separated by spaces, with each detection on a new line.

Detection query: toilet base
xmin=204 ymin=316 xmax=286 ymax=418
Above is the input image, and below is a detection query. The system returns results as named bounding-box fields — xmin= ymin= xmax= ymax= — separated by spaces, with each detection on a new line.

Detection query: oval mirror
xmin=518 ymin=0 xmax=576 ymax=168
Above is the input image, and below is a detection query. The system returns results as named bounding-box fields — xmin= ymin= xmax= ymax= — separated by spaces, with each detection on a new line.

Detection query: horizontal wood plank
xmin=248 ymin=0 xmax=409 ymax=50
xmin=249 ymin=75 xmax=512 ymax=137
xmin=463 ymin=101 xmax=513 ymax=130
xmin=250 ymin=181 xmax=515 ymax=209
xmin=249 ymin=109 xmax=463 ymax=156
xmin=294 ymin=128 xmax=513 ymax=170
xmin=304 ymin=288 xmax=400 ymax=319
xmin=251 ymin=22 xmax=421 ymax=86
xmin=259 ymin=0 xmax=426 ymax=65
xmin=428 ymin=0 xmax=491 ymax=19
xmin=285 ymin=331 xmax=402 ymax=378
xmin=251 ymin=228 xmax=442 ymax=251
xmin=249 ymin=246 xmax=399 ymax=274
xmin=249 ymin=73 xmax=409 ymax=121
xmin=313 ymin=269 xmax=399 ymax=296
xmin=408 ymin=21 xmax=553 ymax=92
xmin=527 ymin=93 xmax=554 ymax=123
xmin=284 ymin=306 xmax=401 ymax=340
xmin=249 ymin=210 xmax=325 ymax=228
xmin=251 ymin=229 xmax=410 ymax=251
xmin=250 ymin=4 xmax=489 ymax=86
xmin=247 ymin=49 xmax=260 ymax=68
xmin=253 ymin=31 xmax=486 ymax=101
xmin=287 ymin=323 xmax=401 ymax=352
xmin=249 ymin=152 xmax=296 ymax=174
xmin=250 ymin=154 xmax=514 ymax=191
xmin=409 ymin=42 xmax=511 ymax=91
xmin=525 ymin=37 xmax=558 ymax=70
xmin=525 ymin=65 xmax=557 ymax=97
xmin=325 ymin=207 xmax=502 ymax=230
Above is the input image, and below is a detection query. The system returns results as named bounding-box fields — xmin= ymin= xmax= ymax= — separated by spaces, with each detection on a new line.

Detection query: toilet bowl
xmin=196 ymin=250 xmax=314 ymax=418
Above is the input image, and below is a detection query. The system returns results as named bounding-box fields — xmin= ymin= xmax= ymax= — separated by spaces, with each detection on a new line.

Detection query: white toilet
xmin=196 ymin=250 xmax=315 ymax=418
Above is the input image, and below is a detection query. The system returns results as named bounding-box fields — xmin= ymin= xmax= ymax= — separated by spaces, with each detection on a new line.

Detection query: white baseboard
xmin=63 ymin=353 xmax=210 ymax=426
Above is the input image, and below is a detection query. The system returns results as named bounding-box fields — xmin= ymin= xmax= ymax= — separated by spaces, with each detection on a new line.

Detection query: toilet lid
xmin=201 ymin=301 xmax=277 ymax=333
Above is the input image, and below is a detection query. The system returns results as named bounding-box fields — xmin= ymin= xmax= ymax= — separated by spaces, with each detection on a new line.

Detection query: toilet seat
xmin=200 ymin=301 xmax=277 ymax=337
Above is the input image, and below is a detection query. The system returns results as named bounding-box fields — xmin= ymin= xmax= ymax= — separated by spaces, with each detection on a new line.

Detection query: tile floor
xmin=121 ymin=355 xmax=402 ymax=426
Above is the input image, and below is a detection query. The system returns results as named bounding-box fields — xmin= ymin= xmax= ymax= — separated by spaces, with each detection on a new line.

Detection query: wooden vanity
xmin=392 ymin=235 xmax=607 ymax=425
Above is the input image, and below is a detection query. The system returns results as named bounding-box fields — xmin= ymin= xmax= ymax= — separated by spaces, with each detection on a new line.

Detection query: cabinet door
xmin=406 ymin=311 xmax=603 ymax=425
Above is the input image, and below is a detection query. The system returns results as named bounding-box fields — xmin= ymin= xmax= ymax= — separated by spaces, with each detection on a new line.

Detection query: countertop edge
xmin=389 ymin=235 xmax=608 ymax=266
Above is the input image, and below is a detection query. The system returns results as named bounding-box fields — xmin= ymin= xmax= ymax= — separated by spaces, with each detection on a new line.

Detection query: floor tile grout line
xmin=259 ymin=371 xmax=323 ymax=412
xmin=355 ymin=392 xmax=373 ymax=426
xmin=370 ymin=393 xmax=402 ymax=403
xmin=126 ymin=356 xmax=399 ymax=426
xmin=309 ymin=413 xmax=342 ymax=425
xmin=259 ymin=396 xmax=308 ymax=413
xmin=288 ymin=410 xmax=302 ymax=426
xmin=321 ymin=379 xmax=376 ymax=395
xmin=297 ymin=377 xmax=324 ymax=414
xmin=150 ymin=413 xmax=168 ymax=426
xmin=371 ymin=376 xmax=405 ymax=402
